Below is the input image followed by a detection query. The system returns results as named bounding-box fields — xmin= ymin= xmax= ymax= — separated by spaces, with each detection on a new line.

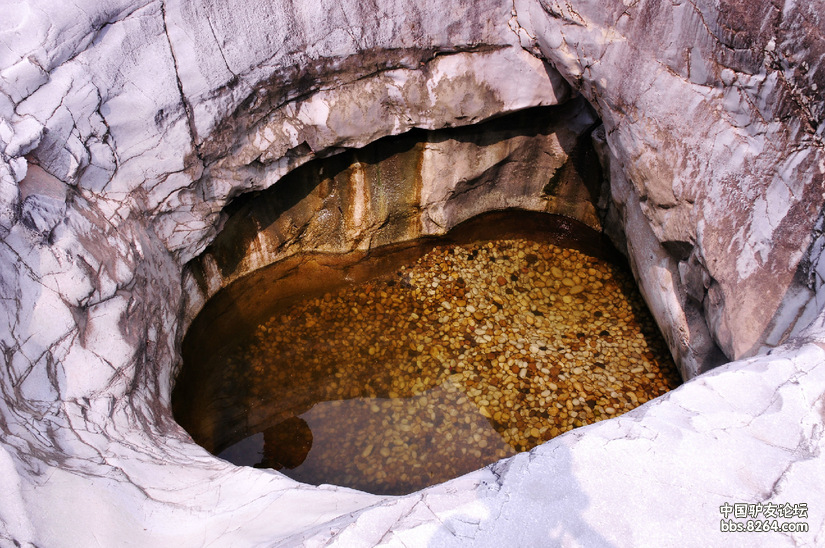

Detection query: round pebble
xmin=184 ymin=236 xmax=682 ymax=495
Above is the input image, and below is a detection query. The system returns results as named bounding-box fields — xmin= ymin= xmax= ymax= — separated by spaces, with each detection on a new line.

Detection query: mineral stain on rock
xmin=174 ymin=216 xmax=681 ymax=496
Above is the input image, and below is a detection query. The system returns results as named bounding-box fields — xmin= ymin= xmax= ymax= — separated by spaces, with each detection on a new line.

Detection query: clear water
xmin=175 ymin=217 xmax=681 ymax=495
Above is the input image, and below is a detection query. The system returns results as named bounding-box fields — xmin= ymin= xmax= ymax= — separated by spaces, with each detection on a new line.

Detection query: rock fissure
xmin=159 ymin=0 xmax=201 ymax=156
xmin=203 ymin=15 xmax=238 ymax=81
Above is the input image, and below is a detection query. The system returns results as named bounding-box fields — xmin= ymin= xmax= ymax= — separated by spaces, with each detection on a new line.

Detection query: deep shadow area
xmin=187 ymin=97 xmax=602 ymax=288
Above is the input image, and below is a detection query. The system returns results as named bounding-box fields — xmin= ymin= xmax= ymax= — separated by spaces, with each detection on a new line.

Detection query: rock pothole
xmin=4 ymin=1 xmax=825 ymax=545
xmin=174 ymin=213 xmax=680 ymax=495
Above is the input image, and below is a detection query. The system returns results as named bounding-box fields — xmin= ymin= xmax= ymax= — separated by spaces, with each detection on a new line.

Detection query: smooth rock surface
xmin=1 ymin=0 xmax=824 ymax=546
xmin=188 ymin=99 xmax=603 ymax=300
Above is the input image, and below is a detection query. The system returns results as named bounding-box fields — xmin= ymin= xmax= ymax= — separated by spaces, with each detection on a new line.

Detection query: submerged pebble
xmin=209 ymin=237 xmax=681 ymax=495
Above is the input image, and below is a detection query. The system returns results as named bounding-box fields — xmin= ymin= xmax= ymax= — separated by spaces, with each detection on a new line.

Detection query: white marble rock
xmin=0 ymin=0 xmax=824 ymax=547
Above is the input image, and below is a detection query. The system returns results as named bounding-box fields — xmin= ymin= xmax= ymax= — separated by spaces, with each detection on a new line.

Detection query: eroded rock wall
xmin=514 ymin=0 xmax=825 ymax=376
xmin=190 ymin=98 xmax=602 ymax=301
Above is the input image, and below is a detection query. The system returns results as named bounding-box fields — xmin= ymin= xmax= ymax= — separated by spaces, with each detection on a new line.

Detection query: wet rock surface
xmin=188 ymin=98 xmax=603 ymax=299
xmin=176 ymin=236 xmax=679 ymax=494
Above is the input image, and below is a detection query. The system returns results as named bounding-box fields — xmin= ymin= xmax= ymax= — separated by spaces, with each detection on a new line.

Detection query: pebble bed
xmin=216 ymin=237 xmax=682 ymax=495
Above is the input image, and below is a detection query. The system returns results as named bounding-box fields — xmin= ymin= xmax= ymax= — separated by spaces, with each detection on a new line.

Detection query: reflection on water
xmin=176 ymin=217 xmax=681 ymax=496
xmin=257 ymin=416 xmax=313 ymax=470
xmin=218 ymin=432 xmax=265 ymax=467
xmin=220 ymin=380 xmax=516 ymax=494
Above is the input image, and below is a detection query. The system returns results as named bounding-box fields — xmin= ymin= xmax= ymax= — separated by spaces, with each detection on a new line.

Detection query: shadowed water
xmin=175 ymin=213 xmax=681 ymax=495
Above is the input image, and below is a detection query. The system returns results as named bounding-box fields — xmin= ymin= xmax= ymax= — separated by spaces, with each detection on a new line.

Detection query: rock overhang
xmin=1 ymin=0 xmax=825 ymax=546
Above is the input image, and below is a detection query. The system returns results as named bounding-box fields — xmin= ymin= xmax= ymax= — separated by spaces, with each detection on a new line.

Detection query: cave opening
xmin=172 ymin=101 xmax=682 ymax=495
